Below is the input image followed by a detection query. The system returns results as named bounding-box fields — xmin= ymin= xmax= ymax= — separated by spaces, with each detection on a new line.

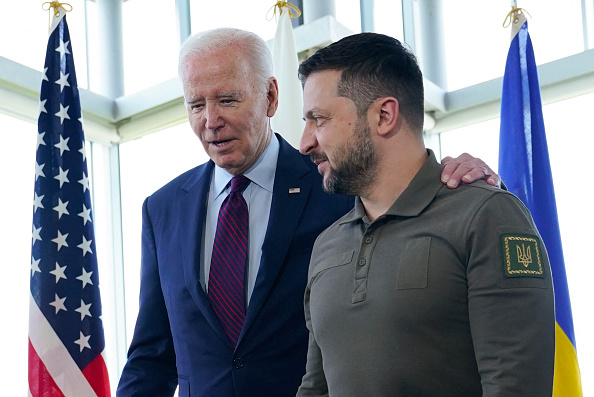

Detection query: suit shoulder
xmin=148 ymin=162 xmax=209 ymax=202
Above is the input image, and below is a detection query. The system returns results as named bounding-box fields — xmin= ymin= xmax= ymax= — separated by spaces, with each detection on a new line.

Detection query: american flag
xmin=28 ymin=7 xmax=111 ymax=397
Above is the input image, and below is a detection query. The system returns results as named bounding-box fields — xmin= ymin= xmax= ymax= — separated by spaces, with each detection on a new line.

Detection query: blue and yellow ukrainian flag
xmin=498 ymin=9 xmax=582 ymax=396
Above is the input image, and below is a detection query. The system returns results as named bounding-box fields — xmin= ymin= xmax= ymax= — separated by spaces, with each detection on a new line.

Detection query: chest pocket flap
xmin=310 ymin=250 xmax=354 ymax=279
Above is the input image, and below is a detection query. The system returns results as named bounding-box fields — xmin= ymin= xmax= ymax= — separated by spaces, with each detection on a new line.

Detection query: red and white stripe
xmin=28 ymin=293 xmax=110 ymax=397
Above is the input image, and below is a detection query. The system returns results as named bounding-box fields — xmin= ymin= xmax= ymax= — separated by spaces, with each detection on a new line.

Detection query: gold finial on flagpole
xmin=267 ymin=1 xmax=302 ymax=21
xmin=503 ymin=5 xmax=532 ymax=28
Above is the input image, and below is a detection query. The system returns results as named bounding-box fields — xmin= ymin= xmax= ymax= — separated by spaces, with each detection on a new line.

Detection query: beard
xmin=318 ymin=121 xmax=379 ymax=196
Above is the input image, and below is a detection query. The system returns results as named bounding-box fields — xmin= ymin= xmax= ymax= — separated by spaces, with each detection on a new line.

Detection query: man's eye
xmin=191 ymin=104 xmax=204 ymax=111
xmin=313 ymin=117 xmax=325 ymax=126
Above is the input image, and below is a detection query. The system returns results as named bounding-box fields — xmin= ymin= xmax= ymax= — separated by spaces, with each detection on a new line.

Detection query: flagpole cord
xmin=503 ymin=6 xmax=531 ymax=28
xmin=42 ymin=1 xmax=73 ymax=16
xmin=42 ymin=2 xmax=73 ymax=32
xmin=266 ymin=1 xmax=302 ymax=21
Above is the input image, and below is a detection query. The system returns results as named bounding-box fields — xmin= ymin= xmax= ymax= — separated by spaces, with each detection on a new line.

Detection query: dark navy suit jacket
xmin=117 ymin=134 xmax=353 ymax=397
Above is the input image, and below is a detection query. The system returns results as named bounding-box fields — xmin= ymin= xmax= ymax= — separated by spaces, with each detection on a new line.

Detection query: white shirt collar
xmin=212 ymin=133 xmax=279 ymax=200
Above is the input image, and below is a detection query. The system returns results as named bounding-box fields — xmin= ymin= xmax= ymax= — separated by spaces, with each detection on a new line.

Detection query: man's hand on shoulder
xmin=441 ymin=152 xmax=501 ymax=189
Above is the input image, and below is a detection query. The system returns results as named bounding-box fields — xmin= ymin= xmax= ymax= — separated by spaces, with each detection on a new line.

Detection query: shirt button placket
xmin=353 ymin=230 xmax=375 ymax=303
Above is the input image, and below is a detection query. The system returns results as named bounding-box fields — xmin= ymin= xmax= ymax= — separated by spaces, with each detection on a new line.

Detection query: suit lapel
xmin=239 ymin=135 xmax=314 ymax=343
xmin=177 ymin=136 xmax=315 ymax=348
xmin=177 ymin=161 xmax=232 ymax=346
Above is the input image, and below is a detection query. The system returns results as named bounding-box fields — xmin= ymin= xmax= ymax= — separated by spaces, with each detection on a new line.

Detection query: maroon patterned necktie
xmin=208 ymin=175 xmax=250 ymax=346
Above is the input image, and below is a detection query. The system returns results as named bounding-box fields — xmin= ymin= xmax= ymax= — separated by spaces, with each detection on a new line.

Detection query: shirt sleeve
xmin=466 ymin=191 xmax=555 ymax=396
xmin=296 ymin=281 xmax=330 ymax=397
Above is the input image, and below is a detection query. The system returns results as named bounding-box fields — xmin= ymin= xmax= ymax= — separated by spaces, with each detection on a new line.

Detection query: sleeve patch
xmin=500 ymin=234 xmax=545 ymax=278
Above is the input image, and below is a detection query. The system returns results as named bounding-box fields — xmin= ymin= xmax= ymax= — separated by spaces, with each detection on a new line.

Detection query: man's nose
xmin=299 ymin=124 xmax=317 ymax=155
xmin=205 ymin=104 xmax=223 ymax=130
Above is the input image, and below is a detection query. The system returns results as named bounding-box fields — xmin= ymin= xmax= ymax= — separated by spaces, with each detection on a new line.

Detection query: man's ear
xmin=373 ymin=97 xmax=399 ymax=136
xmin=266 ymin=77 xmax=280 ymax=117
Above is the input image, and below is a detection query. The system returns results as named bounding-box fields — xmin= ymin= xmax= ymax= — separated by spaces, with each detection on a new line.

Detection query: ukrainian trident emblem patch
xmin=500 ymin=234 xmax=545 ymax=278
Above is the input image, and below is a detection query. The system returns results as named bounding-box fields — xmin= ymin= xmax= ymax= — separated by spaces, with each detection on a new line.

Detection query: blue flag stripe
xmin=498 ymin=20 xmax=576 ymax=346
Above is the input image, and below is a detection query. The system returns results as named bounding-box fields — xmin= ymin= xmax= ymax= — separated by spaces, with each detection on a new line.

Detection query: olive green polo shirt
xmin=297 ymin=150 xmax=555 ymax=397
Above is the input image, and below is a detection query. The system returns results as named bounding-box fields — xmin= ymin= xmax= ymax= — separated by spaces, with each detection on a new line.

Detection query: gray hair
xmin=178 ymin=28 xmax=274 ymax=94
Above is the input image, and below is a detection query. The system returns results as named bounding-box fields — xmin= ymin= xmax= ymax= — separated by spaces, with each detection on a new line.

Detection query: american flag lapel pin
xmin=289 ymin=187 xmax=301 ymax=194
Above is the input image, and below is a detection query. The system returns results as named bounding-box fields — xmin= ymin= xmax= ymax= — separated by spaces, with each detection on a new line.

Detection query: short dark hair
xmin=299 ymin=33 xmax=424 ymax=132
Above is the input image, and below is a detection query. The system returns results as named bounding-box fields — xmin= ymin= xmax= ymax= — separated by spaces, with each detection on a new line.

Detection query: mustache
xmin=309 ymin=152 xmax=328 ymax=164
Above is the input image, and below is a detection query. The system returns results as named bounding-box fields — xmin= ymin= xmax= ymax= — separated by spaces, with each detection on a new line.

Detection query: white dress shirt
xmin=202 ymin=134 xmax=279 ymax=304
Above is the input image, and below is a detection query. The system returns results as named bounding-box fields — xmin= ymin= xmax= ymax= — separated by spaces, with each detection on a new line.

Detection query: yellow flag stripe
xmin=553 ymin=323 xmax=583 ymax=396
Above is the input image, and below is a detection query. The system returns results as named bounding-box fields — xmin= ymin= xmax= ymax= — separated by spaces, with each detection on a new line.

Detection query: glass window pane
xmin=0 ymin=115 xmax=37 ymax=394
xmin=189 ymin=0 xmax=364 ymax=43
xmin=439 ymin=118 xmax=500 ymax=170
xmin=442 ymin=0 xmax=584 ymax=90
xmin=122 ymin=0 xmax=180 ymax=95
xmin=541 ymin=93 xmax=594 ymax=397
xmin=374 ymin=0 xmax=404 ymax=41
xmin=120 ymin=123 xmax=208 ymax=343
xmin=0 ymin=2 xmax=89 ymax=89
xmin=335 ymin=0 xmax=362 ymax=34
xmin=191 ymin=0 xmax=278 ymax=42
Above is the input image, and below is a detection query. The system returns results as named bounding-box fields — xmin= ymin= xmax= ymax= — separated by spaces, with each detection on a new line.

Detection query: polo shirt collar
xmin=340 ymin=149 xmax=444 ymax=224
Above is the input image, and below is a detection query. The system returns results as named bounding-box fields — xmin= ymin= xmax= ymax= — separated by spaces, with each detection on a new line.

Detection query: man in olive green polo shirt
xmin=296 ymin=33 xmax=555 ymax=396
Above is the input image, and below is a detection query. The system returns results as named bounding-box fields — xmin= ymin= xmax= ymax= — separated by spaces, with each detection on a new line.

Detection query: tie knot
xmin=230 ymin=175 xmax=250 ymax=194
